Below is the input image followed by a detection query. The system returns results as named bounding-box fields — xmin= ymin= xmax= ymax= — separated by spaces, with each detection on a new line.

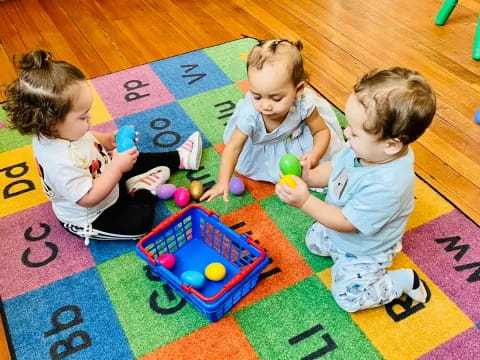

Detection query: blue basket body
xmin=136 ymin=205 xmax=269 ymax=321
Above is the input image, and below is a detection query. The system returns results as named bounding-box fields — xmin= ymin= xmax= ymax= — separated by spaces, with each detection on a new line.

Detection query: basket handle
xmin=137 ymin=205 xmax=218 ymax=265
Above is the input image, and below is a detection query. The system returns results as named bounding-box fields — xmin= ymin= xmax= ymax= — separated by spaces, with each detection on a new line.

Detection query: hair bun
xmin=294 ymin=41 xmax=303 ymax=51
xmin=17 ymin=49 xmax=52 ymax=70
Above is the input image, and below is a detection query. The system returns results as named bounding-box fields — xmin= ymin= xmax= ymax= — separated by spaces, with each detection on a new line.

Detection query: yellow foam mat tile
xmin=406 ymin=178 xmax=454 ymax=231
xmin=88 ymin=80 xmax=112 ymax=126
xmin=0 ymin=145 xmax=47 ymax=217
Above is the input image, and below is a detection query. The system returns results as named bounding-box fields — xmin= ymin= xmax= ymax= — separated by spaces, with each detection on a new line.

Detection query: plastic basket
xmin=136 ymin=204 xmax=270 ymax=322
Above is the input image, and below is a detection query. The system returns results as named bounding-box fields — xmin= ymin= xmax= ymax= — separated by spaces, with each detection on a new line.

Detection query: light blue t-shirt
xmin=325 ymin=143 xmax=415 ymax=255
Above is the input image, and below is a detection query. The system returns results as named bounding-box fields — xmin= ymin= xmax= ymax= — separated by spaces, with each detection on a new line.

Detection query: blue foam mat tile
xmin=4 ymin=268 xmax=133 ymax=359
xmin=115 ymin=102 xmax=211 ymax=153
xmin=150 ymin=50 xmax=232 ymax=100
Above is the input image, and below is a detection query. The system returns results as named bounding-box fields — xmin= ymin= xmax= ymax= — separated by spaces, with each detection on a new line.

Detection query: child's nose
xmin=262 ymin=101 xmax=272 ymax=111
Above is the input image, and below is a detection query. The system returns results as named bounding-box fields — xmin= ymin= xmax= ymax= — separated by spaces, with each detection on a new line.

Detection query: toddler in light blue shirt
xmin=201 ymin=39 xmax=344 ymax=202
xmin=276 ymin=67 xmax=436 ymax=312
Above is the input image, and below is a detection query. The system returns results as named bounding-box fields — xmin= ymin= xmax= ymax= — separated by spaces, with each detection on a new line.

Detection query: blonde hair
xmin=353 ymin=67 xmax=436 ymax=144
xmin=4 ymin=49 xmax=86 ymax=138
xmin=247 ymin=39 xmax=307 ymax=85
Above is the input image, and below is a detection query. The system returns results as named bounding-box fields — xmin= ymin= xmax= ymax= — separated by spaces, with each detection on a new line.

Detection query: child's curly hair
xmin=353 ymin=67 xmax=436 ymax=145
xmin=247 ymin=39 xmax=307 ymax=86
xmin=4 ymin=49 xmax=86 ymax=138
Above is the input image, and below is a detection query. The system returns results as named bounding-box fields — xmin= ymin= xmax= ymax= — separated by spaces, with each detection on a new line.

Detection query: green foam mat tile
xmin=235 ymin=276 xmax=382 ymax=360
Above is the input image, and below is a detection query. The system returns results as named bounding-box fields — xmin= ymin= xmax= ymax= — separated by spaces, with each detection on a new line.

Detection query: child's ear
xmin=296 ymin=81 xmax=306 ymax=96
xmin=384 ymin=138 xmax=404 ymax=156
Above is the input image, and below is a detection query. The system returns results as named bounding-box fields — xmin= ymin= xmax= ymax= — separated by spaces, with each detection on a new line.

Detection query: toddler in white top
xmin=5 ymin=49 xmax=203 ymax=244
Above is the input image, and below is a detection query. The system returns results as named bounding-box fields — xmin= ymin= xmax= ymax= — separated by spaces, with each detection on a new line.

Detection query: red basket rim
xmin=137 ymin=205 xmax=267 ymax=302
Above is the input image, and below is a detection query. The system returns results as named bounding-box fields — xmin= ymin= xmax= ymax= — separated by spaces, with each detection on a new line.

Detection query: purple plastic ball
xmin=156 ymin=183 xmax=176 ymax=200
xmin=174 ymin=187 xmax=190 ymax=207
xmin=229 ymin=177 xmax=245 ymax=195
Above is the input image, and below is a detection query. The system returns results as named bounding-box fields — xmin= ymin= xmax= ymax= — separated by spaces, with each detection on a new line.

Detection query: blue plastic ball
xmin=181 ymin=270 xmax=205 ymax=289
xmin=475 ymin=109 xmax=480 ymax=125
xmin=229 ymin=177 xmax=245 ymax=195
xmin=116 ymin=125 xmax=136 ymax=152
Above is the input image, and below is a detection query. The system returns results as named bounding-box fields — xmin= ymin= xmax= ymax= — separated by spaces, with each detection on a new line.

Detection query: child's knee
xmin=305 ymin=222 xmax=330 ymax=256
xmin=331 ymin=288 xmax=362 ymax=313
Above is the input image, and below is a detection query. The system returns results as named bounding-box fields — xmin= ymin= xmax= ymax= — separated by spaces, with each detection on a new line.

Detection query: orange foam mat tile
xmin=139 ymin=315 xmax=258 ymax=360
xmin=213 ymin=143 xmax=275 ymax=201
xmin=220 ymin=202 xmax=314 ymax=311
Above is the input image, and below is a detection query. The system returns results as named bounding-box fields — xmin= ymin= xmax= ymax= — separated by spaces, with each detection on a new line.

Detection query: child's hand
xmin=200 ymin=183 xmax=229 ymax=202
xmin=301 ymin=158 xmax=312 ymax=185
xmin=107 ymin=130 xmax=118 ymax=149
xmin=275 ymin=175 xmax=310 ymax=208
xmin=300 ymin=151 xmax=321 ymax=169
xmin=111 ymin=147 xmax=139 ymax=173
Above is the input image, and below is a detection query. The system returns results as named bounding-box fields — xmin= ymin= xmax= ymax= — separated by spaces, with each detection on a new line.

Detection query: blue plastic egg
xmin=156 ymin=184 xmax=176 ymax=200
xmin=116 ymin=125 xmax=136 ymax=153
xmin=181 ymin=270 xmax=205 ymax=289
xmin=475 ymin=108 xmax=480 ymax=125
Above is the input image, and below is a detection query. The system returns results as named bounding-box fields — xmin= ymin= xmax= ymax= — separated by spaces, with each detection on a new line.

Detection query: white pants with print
xmin=306 ymin=222 xmax=403 ymax=312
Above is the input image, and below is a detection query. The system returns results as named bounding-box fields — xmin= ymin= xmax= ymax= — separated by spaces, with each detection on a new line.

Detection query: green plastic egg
xmin=279 ymin=154 xmax=302 ymax=176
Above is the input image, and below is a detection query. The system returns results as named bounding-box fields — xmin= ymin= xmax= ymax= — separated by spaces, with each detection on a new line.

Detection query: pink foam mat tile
xmin=0 ymin=202 xmax=95 ymax=300
xmin=403 ymin=210 xmax=480 ymax=322
xmin=91 ymin=64 xmax=175 ymax=118
xmin=418 ymin=326 xmax=480 ymax=360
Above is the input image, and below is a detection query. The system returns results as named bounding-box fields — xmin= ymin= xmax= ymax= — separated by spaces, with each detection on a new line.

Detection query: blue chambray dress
xmin=223 ymin=88 xmax=345 ymax=183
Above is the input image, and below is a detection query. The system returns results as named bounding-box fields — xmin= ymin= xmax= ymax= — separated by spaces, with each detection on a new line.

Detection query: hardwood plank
xmin=413 ymin=142 xmax=480 ymax=224
xmin=40 ymin=0 xmax=109 ymax=76
xmin=265 ymin=0 xmax=480 ymax=212
xmin=56 ymin=0 xmax=134 ymax=72
xmin=0 ymin=46 xmax=17 ymax=86
xmin=197 ymin=0 xmax=274 ymax=40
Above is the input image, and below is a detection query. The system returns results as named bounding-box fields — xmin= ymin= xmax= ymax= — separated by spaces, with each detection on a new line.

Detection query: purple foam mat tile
xmin=91 ymin=121 xmax=117 ymax=133
xmin=0 ymin=202 xmax=95 ymax=300
xmin=91 ymin=64 xmax=175 ymax=118
xmin=418 ymin=326 xmax=480 ymax=360
xmin=403 ymin=210 xmax=480 ymax=322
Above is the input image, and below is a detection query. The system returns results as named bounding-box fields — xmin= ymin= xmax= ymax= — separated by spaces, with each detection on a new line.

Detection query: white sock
xmin=388 ymin=269 xmax=427 ymax=303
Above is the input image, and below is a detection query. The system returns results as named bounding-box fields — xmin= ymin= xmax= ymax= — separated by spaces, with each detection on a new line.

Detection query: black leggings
xmin=86 ymin=151 xmax=180 ymax=239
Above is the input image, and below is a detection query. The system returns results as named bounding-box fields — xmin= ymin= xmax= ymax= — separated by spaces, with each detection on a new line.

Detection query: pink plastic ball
xmin=174 ymin=187 xmax=190 ymax=207
xmin=229 ymin=177 xmax=245 ymax=195
xmin=156 ymin=183 xmax=176 ymax=200
xmin=158 ymin=253 xmax=176 ymax=270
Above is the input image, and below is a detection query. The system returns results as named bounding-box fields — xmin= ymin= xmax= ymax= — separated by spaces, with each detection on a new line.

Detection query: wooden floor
xmin=1 ymin=0 xmax=480 ymax=357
